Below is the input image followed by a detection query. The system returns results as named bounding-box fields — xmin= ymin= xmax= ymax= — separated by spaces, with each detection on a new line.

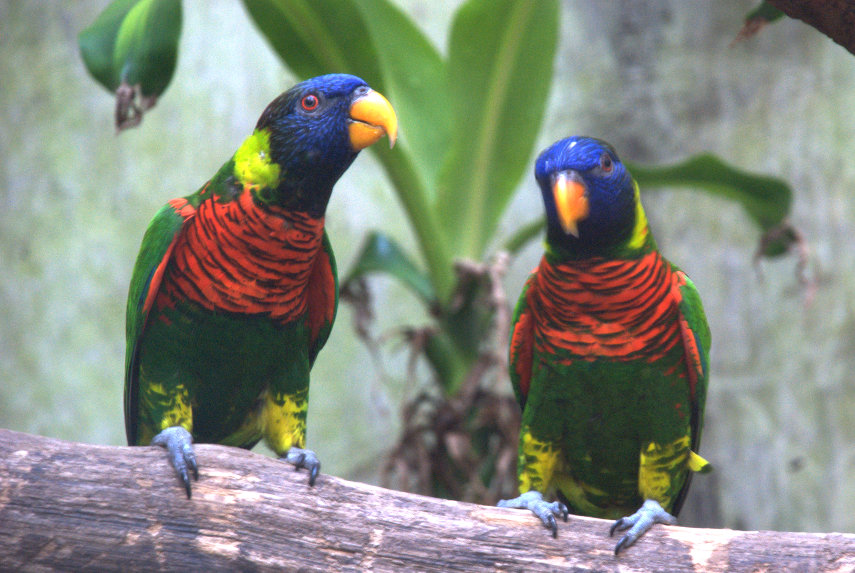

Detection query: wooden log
xmin=0 ymin=428 xmax=853 ymax=572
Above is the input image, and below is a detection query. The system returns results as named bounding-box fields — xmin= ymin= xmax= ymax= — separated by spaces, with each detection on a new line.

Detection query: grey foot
xmin=610 ymin=499 xmax=677 ymax=554
xmin=281 ymin=447 xmax=321 ymax=486
xmin=151 ymin=426 xmax=198 ymax=498
xmin=498 ymin=490 xmax=568 ymax=538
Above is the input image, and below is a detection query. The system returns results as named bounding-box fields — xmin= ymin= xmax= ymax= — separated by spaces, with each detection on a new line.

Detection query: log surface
xmin=1 ymin=428 xmax=853 ymax=572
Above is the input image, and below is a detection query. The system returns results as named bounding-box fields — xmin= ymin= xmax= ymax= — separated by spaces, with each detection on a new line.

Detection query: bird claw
xmin=151 ymin=426 xmax=198 ymax=498
xmin=498 ymin=490 xmax=569 ymax=538
xmin=281 ymin=447 xmax=321 ymax=486
xmin=610 ymin=499 xmax=677 ymax=554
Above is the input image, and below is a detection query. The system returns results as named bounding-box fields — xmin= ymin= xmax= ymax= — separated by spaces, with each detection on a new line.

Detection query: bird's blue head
xmin=244 ymin=73 xmax=397 ymax=216
xmin=534 ymin=136 xmax=650 ymax=257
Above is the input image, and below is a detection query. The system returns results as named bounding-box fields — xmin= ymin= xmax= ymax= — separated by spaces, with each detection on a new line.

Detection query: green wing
xmin=673 ymin=268 xmax=711 ymax=448
xmin=124 ymin=200 xmax=194 ymax=444
xmin=670 ymin=266 xmax=712 ymax=514
xmin=306 ymin=230 xmax=338 ymax=366
xmin=508 ymin=273 xmax=537 ymax=410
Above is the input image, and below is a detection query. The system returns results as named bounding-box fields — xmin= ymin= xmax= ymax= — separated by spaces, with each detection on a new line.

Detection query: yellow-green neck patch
xmin=628 ymin=180 xmax=650 ymax=251
xmin=234 ymin=129 xmax=281 ymax=189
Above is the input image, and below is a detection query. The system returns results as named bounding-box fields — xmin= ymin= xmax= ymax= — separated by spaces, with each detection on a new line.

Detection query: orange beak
xmin=552 ymin=171 xmax=589 ymax=237
xmin=348 ymin=89 xmax=398 ymax=151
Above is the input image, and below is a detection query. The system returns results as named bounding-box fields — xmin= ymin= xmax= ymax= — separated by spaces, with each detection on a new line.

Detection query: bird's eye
xmin=600 ymin=153 xmax=614 ymax=173
xmin=301 ymin=94 xmax=320 ymax=112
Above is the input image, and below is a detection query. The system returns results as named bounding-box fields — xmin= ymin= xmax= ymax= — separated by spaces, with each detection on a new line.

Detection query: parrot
xmin=498 ymin=136 xmax=711 ymax=554
xmin=124 ymin=73 xmax=397 ymax=498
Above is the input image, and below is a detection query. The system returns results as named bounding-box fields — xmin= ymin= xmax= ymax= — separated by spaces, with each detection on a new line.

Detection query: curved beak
xmin=552 ymin=171 xmax=588 ymax=237
xmin=349 ymin=89 xmax=398 ymax=151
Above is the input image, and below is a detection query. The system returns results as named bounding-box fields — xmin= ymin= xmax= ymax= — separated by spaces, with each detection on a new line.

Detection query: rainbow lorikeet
xmin=124 ymin=74 xmax=397 ymax=497
xmin=498 ymin=137 xmax=711 ymax=554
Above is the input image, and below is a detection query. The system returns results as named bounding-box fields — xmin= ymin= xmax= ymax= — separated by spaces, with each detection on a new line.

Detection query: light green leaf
xmin=78 ymin=0 xmax=181 ymax=97
xmin=502 ymin=218 xmax=544 ymax=255
xmin=113 ymin=0 xmax=182 ymax=97
xmin=241 ymin=0 xmax=382 ymax=87
xmin=79 ymin=0 xmax=139 ymax=91
xmin=436 ymin=0 xmax=559 ymax=260
xmin=354 ymin=0 xmax=449 ymax=192
xmin=342 ymin=231 xmax=435 ymax=304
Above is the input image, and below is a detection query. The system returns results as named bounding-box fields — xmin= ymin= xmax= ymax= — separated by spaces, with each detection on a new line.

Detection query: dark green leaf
xmin=342 ymin=231 xmax=435 ymax=304
xmin=436 ymin=0 xmax=559 ymax=259
xmin=629 ymin=154 xmax=792 ymax=231
xmin=745 ymin=1 xmax=785 ymax=25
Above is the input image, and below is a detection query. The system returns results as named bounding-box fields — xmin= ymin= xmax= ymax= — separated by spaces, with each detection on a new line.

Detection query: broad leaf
xmin=241 ymin=0 xmax=382 ymax=88
xmin=342 ymin=231 xmax=435 ymax=304
xmin=354 ymin=0 xmax=449 ymax=193
xmin=436 ymin=0 xmax=559 ymax=259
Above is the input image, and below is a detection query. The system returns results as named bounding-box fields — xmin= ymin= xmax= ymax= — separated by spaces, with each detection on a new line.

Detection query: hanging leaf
xmin=79 ymin=0 xmax=182 ymax=130
xmin=436 ymin=0 xmax=559 ymax=260
xmin=79 ymin=0 xmax=139 ymax=91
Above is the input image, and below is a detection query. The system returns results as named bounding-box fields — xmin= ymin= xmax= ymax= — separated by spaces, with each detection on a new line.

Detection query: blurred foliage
xmin=79 ymin=0 xmax=800 ymax=503
xmin=79 ymin=0 xmax=181 ymax=129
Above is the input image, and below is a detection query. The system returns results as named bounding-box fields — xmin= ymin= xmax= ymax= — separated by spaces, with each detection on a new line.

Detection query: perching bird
xmin=124 ymin=74 xmax=397 ymax=497
xmin=498 ymin=136 xmax=711 ymax=554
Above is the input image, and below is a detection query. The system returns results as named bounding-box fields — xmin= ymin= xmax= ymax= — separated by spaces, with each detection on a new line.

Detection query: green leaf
xmin=436 ymin=0 xmax=559 ymax=260
xmin=502 ymin=217 xmax=544 ymax=255
xmin=79 ymin=0 xmax=140 ymax=91
xmin=113 ymin=0 xmax=182 ymax=97
xmin=342 ymin=231 xmax=436 ymax=304
xmin=354 ymin=0 xmax=449 ymax=192
xmin=79 ymin=0 xmax=182 ymax=129
xmin=241 ymin=0 xmax=382 ymax=87
xmin=628 ymin=154 xmax=792 ymax=232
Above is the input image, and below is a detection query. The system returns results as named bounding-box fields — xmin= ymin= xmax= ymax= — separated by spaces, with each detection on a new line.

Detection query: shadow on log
xmin=1 ymin=428 xmax=853 ymax=572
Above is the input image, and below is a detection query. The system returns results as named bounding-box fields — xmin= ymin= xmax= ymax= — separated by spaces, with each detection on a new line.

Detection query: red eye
xmin=301 ymin=94 xmax=319 ymax=111
xmin=600 ymin=153 xmax=613 ymax=173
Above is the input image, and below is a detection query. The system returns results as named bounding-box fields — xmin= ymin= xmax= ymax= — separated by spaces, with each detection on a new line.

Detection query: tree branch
xmin=1 ymin=428 xmax=853 ymax=571
xmin=768 ymin=0 xmax=855 ymax=56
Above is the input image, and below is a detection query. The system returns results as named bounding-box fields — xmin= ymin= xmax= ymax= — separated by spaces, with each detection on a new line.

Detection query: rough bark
xmin=769 ymin=0 xmax=855 ymax=56
xmin=0 ymin=429 xmax=853 ymax=572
